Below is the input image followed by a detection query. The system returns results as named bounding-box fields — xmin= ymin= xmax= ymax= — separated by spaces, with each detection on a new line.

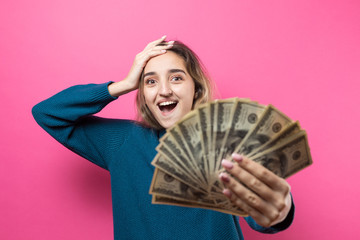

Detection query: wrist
xmin=108 ymin=80 xmax=137 ymax=97
xmin=270 ymin=192 xmax=293 ymax=227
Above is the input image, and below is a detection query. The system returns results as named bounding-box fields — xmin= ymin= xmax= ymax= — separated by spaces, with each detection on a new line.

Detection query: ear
xmin=194 ymin=91 xmax=199 ymax=99
xmin=194 ymin=87 xmax=202 ymax=99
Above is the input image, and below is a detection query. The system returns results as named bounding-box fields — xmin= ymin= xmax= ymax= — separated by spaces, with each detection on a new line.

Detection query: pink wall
xmin=1 ymin=0 xmax=359 ymax=239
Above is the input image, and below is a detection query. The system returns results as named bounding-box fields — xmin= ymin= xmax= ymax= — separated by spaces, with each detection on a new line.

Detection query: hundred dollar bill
xmin=216 ymin=100 xmax=266 ymax=173
xmin=166 ymin=125 xmax=193 ymax=166
xmin=212 ymin=98 xmax=237 ymax=180
xmin=248 ymin=121 xmax=301 ymax=157
xmin=209 ymin=102 xmax=215 ymax=148
xmin=208 ymin=102 xmax=216 ymax=165
xmin=157 ymin=133 xmax=204 ymax=184
xmin=156 ymin=132 xmax=200 ymax=176
xmin=152 ymin=195 xmax=248 ymax=216
xmin=150 ymin=168 xmax=216 ymax=205
xmin=163 ymin=125 xmax=208 ymax=186
xmin=197 ymin=103 xmax=212 ymax=180
xmin=152 ymin=152 xmax=207 ymax=192
xmin=251 ymin=130 xmax=312 ymax=178
xmin=235 ymin=105 xmax=293 ymax=156
xmin=177 ymin=111 xmax=208 ymax=185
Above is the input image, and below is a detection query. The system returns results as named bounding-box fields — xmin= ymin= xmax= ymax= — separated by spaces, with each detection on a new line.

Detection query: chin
xmin=157 ymin=118 xmax=178 ymax=129
xmin=159 ymin=122 xmax=174 ymax=129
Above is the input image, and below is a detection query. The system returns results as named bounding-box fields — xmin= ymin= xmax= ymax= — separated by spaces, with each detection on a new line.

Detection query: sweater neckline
xmin=157 ymin=128 xmax=166 ymax=139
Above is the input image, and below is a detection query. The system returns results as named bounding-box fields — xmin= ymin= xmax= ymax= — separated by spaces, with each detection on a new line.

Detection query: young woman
xmin=32 ymin=36 xmax=294 ymax=239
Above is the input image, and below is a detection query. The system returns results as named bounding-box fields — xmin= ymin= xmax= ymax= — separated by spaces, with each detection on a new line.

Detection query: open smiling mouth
xmin=158 ymin=101 xmax=178 ymax=113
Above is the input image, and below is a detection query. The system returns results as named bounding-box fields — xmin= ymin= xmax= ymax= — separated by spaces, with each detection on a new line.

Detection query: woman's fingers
xmin=139 ymin=43 xmax=174 ymax=59
xmin=222 ymin=188 xmax=273 ymax=227
xmin=219 ymin=154 xmax=292 ymax=227
xmin=126 ymin=37 xmax=174 ymax=85
xmin=232 ymin=154 xmax=290 ymax=200
xmin=115 ymin=36 xmax=174 ymax=95
xmin=145 ymin=35 xmax=167 ymax=48
xmin=135 ymin=38 xmax=174 ymax=68
xmin=145 ymin=36 xmax=174 ymax=51
xmin=221 ymin=159 xmax=276 ymax=202
xmin=219 ymin=171 xmax=280 ymax=225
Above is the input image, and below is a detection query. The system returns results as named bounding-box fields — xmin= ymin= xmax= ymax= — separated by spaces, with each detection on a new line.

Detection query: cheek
xmin=143 ymin=89 xmax=155 ymax=105
xmin=182 ymin=92 xmax=196 ymax=111
xmin=185 ymin=85 xmax=196 ymax=105
xmin=175 ymin=81 xmax=195 ymax=98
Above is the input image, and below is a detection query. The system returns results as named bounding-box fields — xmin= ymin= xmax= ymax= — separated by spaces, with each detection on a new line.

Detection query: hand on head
xmin=108 ymin=36 xmax=174 ymax=97
xmin=126 ymin=36 xmax=175 ymax=91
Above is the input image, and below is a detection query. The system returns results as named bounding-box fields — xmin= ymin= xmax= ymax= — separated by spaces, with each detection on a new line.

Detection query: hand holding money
xmin=149 ymin=98 xmax=312 ymax=217
xmin=220 ymin=153 xmax=292 ymax=227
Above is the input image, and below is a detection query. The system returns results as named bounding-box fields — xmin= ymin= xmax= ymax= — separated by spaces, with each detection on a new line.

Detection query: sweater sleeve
xmin=32 ymin=82 xmax=126 ymax=170
xmin=244 ymin=194 xmax=295 ymax=234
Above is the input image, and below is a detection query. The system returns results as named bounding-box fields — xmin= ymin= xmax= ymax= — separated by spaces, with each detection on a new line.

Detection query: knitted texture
xmin=32 ymin=82 xmax=294 ymax=240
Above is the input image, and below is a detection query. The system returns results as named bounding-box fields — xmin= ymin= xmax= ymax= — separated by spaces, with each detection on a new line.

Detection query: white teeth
xmin=158 ymin=101 xmax=177 ymax=106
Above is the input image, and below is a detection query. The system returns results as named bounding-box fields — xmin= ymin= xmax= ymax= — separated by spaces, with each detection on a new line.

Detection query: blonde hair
xmin=136 ymin=40 xmax=213 ymax=129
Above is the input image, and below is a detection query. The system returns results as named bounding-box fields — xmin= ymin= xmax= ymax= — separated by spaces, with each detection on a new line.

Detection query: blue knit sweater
xmin=32 ymin=82 xmax=294 ymax=240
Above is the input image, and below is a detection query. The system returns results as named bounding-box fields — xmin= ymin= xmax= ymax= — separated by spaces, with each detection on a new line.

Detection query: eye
xmin=145 ymin=79 xmax=156 ymax=85
xmin=171 ymin=76 xmax=183 ymax=82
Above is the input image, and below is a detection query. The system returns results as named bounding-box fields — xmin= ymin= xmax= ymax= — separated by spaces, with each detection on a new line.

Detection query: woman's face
xmin=143 ymin=51 xmax=195 ymax=129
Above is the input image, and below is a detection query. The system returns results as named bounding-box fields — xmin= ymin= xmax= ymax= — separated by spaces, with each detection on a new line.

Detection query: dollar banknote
xmin=247 ymin=121 xmax=301 ymax=157
xmin=150 ymin=168 xmax=215 ymax=205
xmin=197 ymin=103 xmax=212 ymax=180
xmin=218 ymin=99 xmax=266 ymax=169
xmin=212 ymin=99 xmax=237 ymax=177
xmin=157 ymin=132 xmax=205 ymax=186
xmin=235 ymin=105 xmax=293 ymax=156
xmin=177 ymin=111 xmax=209 ymax=185
xmin=251 ymin=130 xmax=312 ymax=178
xmin=152 ymin=195 xmax=248 ymax=216
xmin=152 ymin=153 xmax=207 ymax=193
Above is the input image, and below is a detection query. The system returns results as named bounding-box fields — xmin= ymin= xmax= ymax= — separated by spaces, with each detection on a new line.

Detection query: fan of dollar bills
xmin=149 ymin=98 xmax=312 ymax=216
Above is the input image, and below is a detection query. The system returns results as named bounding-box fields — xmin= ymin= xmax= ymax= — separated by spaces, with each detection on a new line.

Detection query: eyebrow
xmin=143 ymin=69 xmax=186 ymax=78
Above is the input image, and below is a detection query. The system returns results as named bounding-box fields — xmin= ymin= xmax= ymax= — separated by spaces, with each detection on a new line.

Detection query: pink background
xmin=1 ymin=0 xmax=359 ymax=239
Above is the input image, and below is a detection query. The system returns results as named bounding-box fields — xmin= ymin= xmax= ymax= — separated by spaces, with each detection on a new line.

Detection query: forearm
xmin=108 ymin=79 xmax=138 ymax=97
xmin=32 ymin=82 xmax=117 ymax=141
xmin=32 ymin=81 xmax=123 ymax=169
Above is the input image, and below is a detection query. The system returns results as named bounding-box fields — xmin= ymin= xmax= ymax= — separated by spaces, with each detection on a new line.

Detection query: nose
xmin=158 ymin=81 xmax=173 ymax=96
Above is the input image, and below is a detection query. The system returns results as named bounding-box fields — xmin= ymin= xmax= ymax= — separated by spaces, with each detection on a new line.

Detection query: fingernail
xmin=232 ymin=153 xmax=243 ymax=162
xmin=168 ymin=41 xmax=175 ymax=44
xmin=223 ymin=188 xmax=232 ymax=198
xmin=162 ymin=35 xmax=166 ymax=38
xmin=219 ymin=172 xmax=230 ymax=183
xmin=221 ymin=159 xmax=233 ymax=169
xmin=161 ymin=50 xmax=167 ymax=53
